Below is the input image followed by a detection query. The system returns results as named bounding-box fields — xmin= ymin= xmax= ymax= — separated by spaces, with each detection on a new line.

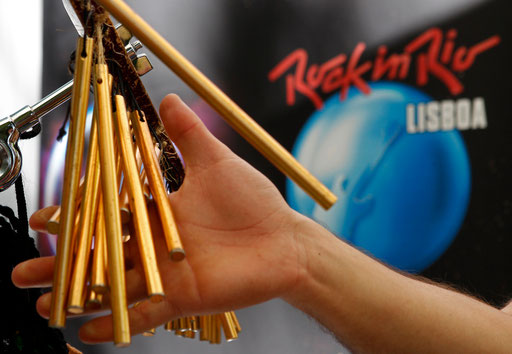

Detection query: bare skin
xmin=503 ymin=301 xmax=512 ymax=315
xmin=11 ymin=94 xmax=512 ymax=352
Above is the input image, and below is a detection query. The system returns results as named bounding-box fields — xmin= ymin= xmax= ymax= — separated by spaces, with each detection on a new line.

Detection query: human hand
xmin=12 ymin=94 xmax=307 ymax=343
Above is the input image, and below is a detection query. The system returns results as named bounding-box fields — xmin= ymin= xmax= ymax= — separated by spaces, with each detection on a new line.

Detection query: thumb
xmin=159 ymin=94 xmax=230 ymax=167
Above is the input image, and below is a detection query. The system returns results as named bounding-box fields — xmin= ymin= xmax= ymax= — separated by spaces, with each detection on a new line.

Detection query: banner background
xmin=39 ymin=0 xmax=510 ymax=352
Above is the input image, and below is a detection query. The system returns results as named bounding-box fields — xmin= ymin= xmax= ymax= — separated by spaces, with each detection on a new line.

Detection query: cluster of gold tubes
xmin=143 ymin=310 xmax=241 ymax=343
xmin=48 ymin=32 xmax=240 ymax=346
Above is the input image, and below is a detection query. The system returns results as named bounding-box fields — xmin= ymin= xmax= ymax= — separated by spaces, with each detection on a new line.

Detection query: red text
xmin=268 ymin=28 xmax=501 ymax=110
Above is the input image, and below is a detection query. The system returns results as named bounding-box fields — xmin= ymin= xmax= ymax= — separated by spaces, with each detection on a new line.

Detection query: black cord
xmin=56 ymin=103 xmax=71 ymax=141
xmin=14 ymin=176 xmax=28 ymax=237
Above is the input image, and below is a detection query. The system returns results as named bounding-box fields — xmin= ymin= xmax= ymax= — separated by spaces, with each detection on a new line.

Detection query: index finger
xmin=29 ymin=205 xmax=59 ymax=233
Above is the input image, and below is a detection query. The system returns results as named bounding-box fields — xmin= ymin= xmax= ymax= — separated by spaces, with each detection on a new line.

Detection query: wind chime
xmin=46 ymin=0 xmax=337 ymax=347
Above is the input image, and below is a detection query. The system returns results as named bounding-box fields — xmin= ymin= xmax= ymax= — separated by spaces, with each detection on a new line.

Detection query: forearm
xmin=284 ymin=215 xmax=512 ymax=353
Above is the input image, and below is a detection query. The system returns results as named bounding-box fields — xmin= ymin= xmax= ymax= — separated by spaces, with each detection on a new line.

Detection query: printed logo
xmin=269 ymin=27 xmax=500 ymax=110
xmin=270 ymin=27 xmax=497 ymax=272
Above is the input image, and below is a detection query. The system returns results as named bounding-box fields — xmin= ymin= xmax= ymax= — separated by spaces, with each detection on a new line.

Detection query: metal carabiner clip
xmin=0 ymin=80 xmax=73 ymax=191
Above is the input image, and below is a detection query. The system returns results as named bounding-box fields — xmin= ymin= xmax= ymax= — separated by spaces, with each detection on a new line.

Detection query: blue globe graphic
xmin=287 ymin=82 xmax=471 ymax=272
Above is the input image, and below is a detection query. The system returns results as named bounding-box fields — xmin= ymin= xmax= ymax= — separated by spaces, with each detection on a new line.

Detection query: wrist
xmin=280 ymin=213 xmax=344 ymax=307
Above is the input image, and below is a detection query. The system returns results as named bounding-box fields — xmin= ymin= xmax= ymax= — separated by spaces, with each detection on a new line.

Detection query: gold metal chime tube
xmin=50 ymin=35 xmax=94 ymax=328
xmin=47 ymin=207 xmax=61 ymax=235
xmin=130 ymin=110 xmax=184 ymax=261
xmin=67 ymin=117 xmax=100 ymax=313
xmin=95 ymin=52 xmax=131 ymax=347
xmin=90 ymin=191 xmax=108 ymax=293
xmin=47 ymin=176 xmax=85 ymax=235
xmin=114 ymin=95 xmax=164 ymax=301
